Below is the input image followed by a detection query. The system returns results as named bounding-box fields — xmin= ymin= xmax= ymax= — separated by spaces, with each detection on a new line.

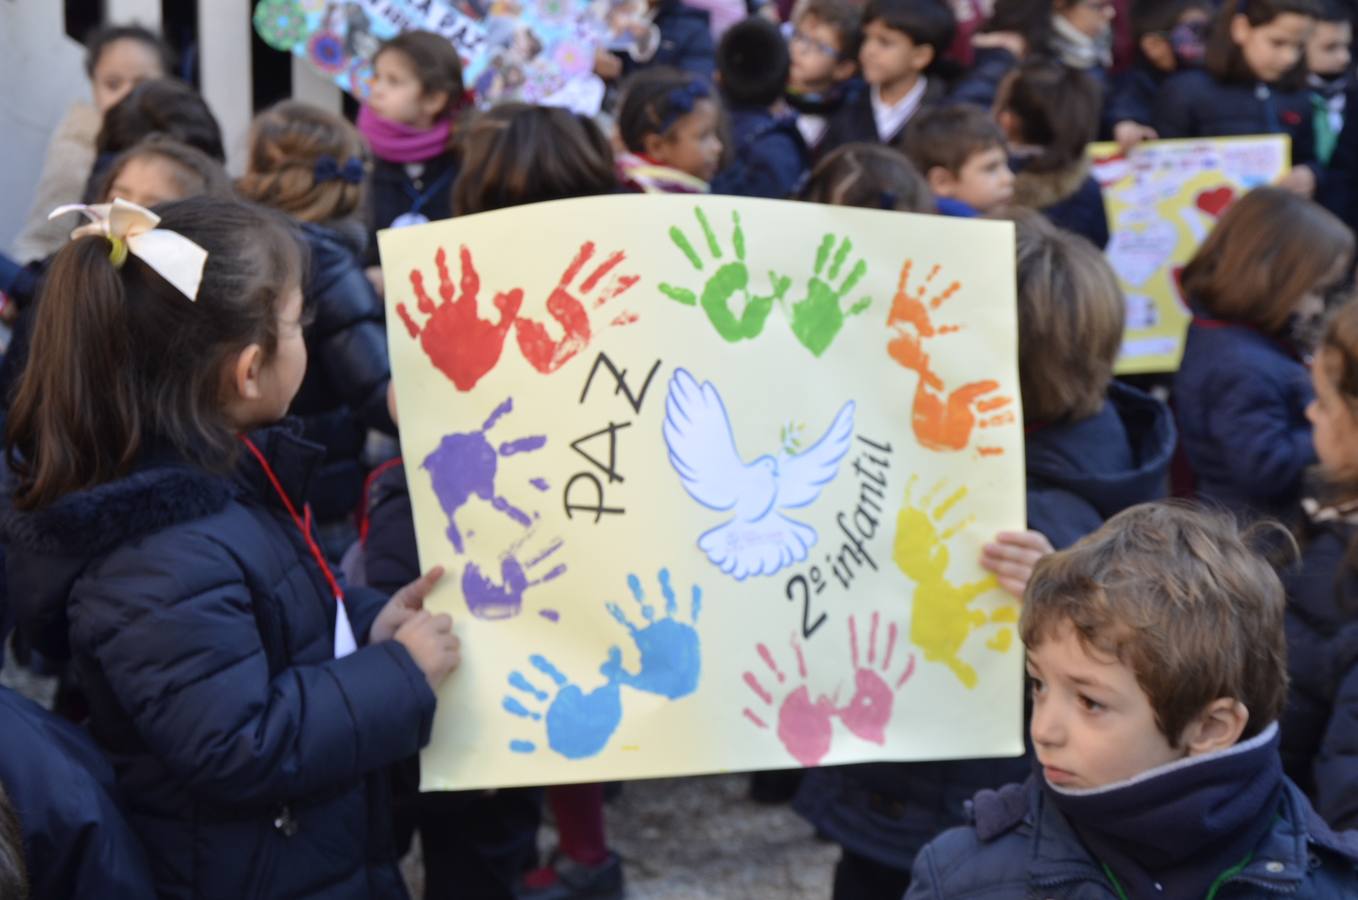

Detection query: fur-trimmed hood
xmin=1 ymin=422 xmax=322 ymax=658
xmin=1011 ymin=155 xmax=1094 ymax=211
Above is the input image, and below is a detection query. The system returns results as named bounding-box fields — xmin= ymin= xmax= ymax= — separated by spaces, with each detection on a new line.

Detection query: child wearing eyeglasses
xmin=787 ymin=0 xmax=864 ymax=154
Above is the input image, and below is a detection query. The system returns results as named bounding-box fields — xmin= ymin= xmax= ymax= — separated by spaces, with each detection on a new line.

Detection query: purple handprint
xmin=463 ymin=531 xmax=567 ymax=620
xmin=423 ymin=397 xmax=567 ymax=621
xmin=422 ymin=397 xmax=545 ymax=554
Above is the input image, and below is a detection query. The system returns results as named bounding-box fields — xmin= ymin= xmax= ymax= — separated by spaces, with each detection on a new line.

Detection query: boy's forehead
xmin=798 ymin=13 xmax=839 ymax=37
xmin=1026 ymin=617 xmax=1125 ymax=671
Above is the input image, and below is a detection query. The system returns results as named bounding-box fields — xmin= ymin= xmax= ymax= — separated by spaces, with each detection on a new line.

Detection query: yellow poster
xmin=1090 ymin=135 xmax=1289 ymax=375
xmin=379 ymin=195 xmax=1025 ymax=790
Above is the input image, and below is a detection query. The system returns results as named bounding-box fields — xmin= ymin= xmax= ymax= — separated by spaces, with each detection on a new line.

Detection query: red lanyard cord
xmin=239 ymin=436 xmax=345 ymax=604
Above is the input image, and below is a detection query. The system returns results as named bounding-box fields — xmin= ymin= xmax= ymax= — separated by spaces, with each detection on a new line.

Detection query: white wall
xmin=1 ymin=2 xmax=343 ymax=249
xmin=0 ymin=1 xmax=92 ymax=251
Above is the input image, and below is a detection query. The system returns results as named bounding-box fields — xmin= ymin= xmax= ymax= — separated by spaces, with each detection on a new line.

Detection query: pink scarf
xmin=357 ymin=105 xmax=452 ymax=164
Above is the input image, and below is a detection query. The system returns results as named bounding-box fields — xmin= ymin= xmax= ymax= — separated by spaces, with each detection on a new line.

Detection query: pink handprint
xmin=840 ymin=612 xmax=917 ymax=745
xmin=513 ymin=242 xmax=640 ymax=374
xmin=397 ymin=246 xmax=524 ymax=392
xmin=742 ymin=638 xmax=836 ymax=767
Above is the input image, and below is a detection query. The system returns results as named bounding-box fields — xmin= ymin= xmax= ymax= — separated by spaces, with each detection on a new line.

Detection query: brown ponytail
xmin=7 ymin=196 xmax=306 ymax=510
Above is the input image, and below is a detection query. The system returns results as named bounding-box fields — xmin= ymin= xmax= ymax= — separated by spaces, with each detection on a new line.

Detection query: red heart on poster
xmin=1195 ymin=187 xmax=1236 ymax=217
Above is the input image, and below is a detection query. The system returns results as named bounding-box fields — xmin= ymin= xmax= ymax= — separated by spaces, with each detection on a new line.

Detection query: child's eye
xmin=1079 ymin=695 xmax=1104 ymax=712
xmin=1028 ymin=676 xmax=1046 ymax=696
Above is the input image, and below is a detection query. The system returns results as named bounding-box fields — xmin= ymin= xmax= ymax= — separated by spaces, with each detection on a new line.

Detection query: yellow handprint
xmin=893 ymin=477 xmax=1016 ymax=689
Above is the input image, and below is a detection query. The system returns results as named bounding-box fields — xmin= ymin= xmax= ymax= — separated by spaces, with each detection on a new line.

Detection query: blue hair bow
xmin=658 ymin=81 xmax=711 ymax=133
xmin=314 ymin=156 xmax=365 ymax=185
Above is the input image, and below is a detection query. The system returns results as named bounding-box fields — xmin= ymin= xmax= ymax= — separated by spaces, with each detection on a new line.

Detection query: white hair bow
xmin=48 ymin=198 xmax=208 ymax=302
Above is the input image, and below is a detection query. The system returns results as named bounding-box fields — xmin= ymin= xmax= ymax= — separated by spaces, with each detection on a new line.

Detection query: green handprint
xmin=659 ymin=207 xmax=792 ymax=343
xmin=786 ymin=234 xmax=871 ymax=357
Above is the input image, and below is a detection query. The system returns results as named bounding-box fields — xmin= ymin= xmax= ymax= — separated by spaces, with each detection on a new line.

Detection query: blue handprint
xmin=600 ymin=569 xmax=702 ymax=700
xmin=504 ymin=655 xmax=623 ymax=759
xmin=503 ymin=569 xmax=705 ymax=759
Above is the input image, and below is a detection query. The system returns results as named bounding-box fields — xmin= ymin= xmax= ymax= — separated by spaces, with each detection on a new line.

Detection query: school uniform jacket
xmin=816 ymin=77 xmax=946 ymax=160
xmin=1 ymin=423 xmax=434 ymax=899
xmin=1153 ymin=69 xmax=1316 ymax=165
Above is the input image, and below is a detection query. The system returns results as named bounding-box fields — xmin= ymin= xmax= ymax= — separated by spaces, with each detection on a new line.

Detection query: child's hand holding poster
xmin=1091 ymin=135 xmax=1289 ymax=375
xmin=379 ymin=196 xmax=1026 ymax=790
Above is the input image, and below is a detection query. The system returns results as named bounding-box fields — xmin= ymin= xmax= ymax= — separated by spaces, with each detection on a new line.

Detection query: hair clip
xmin=314 ymin=155 xmax=366 ymax=185
xmin=49 ymin=199 xmax=207 ymax=301
xmin=878 ymin=191 xmax=899 ymax=210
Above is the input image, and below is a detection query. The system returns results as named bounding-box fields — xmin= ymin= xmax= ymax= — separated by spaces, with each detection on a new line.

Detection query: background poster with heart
xmin=1090 ymin=135 xmax=1289 ymax=375
xmin=379 ymin=195 xmax=1025 ymax=790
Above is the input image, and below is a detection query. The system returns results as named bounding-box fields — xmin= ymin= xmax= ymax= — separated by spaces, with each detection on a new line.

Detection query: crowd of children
xmin=6 ymin=0 xmax=1358 ymax=897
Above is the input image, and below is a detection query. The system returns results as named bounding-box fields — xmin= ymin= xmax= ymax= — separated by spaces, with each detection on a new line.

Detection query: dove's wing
xmin=776 ymin=400 xmax=856 ymax=509
xmin=663 ymin=368 xmax=747 ymax=511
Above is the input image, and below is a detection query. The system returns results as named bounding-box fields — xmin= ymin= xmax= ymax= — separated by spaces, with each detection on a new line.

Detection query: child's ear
xmin=231 ymin=344 xmax=266 ymax=403
xmin=996 ymin=108 xmax=1021 ymax=142
xmin=1140 ymin=33 xmax=1176 ymax=71
xmin=642 ymin=132 xmax=670 ymax=163
xmin=420 ymin=89 xmax=450 ymax=121
xmin=926 ymin=165 xmax=958 ymax=197
xmin=1229 ymin=13 xmax=1252 ymax=48
xmin=1181 ymin=699 xmax=1250 ymax=756
xmin=910 ymin=43 xmax=936 ymax=73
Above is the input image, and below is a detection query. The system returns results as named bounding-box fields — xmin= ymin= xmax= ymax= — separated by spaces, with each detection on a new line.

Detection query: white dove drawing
xmin=662 ymin=367 xmax=856 ymax=581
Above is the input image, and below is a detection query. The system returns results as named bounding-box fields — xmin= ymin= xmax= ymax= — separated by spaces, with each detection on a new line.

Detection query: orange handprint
xmin=513 ymin=242 xmax=641 ymax=374
xmin=397 ymin=246 xmax=524 ymax=392
xmin=887 ymin=260 xmax=1014 ymax=455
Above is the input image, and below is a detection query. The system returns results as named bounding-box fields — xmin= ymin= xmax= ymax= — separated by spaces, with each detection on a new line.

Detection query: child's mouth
xmin=1043 ymin=764 xmax=1077 ymax=786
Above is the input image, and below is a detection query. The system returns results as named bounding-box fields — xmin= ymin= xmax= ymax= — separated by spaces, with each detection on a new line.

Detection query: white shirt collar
xmin=797 ymin=114 xmax=828 ymax=148
xmin=871 ymin=76 xmax=928 ymax=143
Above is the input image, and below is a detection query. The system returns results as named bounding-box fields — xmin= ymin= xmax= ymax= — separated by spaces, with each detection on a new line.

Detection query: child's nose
xmin=1029 ymin=700 xmax=1064 ymax=747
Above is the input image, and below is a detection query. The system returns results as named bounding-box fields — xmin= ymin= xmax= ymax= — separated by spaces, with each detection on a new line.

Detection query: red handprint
xmin=887 ymin=260 xmax=1014 ymax=455
xmin=840 ymin=611 xmax=916 ymax=745
xmin=397 ymin=246 xmax=524 ymax=392
xmin=742 ymin=638 xmax=836 ymax=767
xmin=513 ymin=242 xmax=640 ymax=374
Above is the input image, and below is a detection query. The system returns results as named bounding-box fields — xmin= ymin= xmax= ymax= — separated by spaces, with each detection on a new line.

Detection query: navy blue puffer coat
xmin=1 ymin=423 xmax=435 ymax=899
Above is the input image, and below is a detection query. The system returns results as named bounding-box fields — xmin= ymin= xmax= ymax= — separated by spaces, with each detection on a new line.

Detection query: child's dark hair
xmin=96 ymin=79 xmax=225 ymax=162
xmin=862 ymin=0 xmax=957 ymax=70
xmin=7 ymin=197 xmax=307 ymax=511
xmin=237 ymin=100 xmax=368 ymax=224
xmin=452 ymin=104 xmax=616 ymax=216
xmin=796 ymin=0 xmax=864 ymax=60
xmin=84 ymin=23 xmax=175 ymax=78
xmin=902 ymin=104 xmax=1005 ymax=176
xmin=717 ymin=18 xmax=789 ymax=108
xmin=998 ymin=61 xmax=1101 ymax=174
xmin=1182 ymin=187 xmax=1352 ymax=333
xmin=1131 ymin=0 xmax=1211 ymax=40
xmin=0 ymin=784 xmax=25 ymax=900
xmin=802 ymin=143 xmax=935 ymax=212
xmin=374 ymin=30 xmax=467 ymax=119
xmin=1205 ymin=0 xmax=1321 ymax=82
xmin=617 ymin=67 xmax=718 ymax=153
xmin=979 ymin=0 xmax=1054 ymax=57
xmin=95 ymin=135 xmax=234 ymax=204
xmin=1315 ymin=0 xmax=1350 ymax=23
